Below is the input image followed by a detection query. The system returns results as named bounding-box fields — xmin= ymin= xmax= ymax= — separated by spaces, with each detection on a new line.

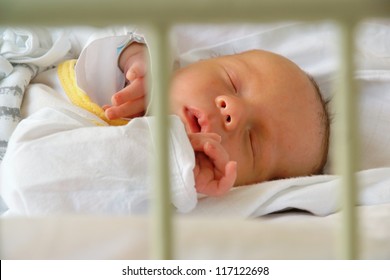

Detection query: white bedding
xmin=1 ymin=21 xmax=390 ymax=218
xmin=195 ymin=168 xmax=390 ymax=217
xmin=0 ymin=98 xmax=197 ymax=215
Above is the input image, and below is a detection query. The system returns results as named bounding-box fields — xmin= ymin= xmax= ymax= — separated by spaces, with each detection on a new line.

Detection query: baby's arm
xmin=104 ymin=42 xmax=148 ymax=120
xmin=189 ymin=133 xmax=237 ymax=196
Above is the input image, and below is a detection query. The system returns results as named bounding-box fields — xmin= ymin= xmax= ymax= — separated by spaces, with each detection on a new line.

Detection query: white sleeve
xmin=74 ymin=28 xmax=148 ymax=107
xmin=0 ymin=108 xmax=196 ymax=215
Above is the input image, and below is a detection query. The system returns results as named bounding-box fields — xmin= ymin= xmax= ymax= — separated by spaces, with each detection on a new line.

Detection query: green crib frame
xmin=1 ymin=0 xmax=389 ymax=260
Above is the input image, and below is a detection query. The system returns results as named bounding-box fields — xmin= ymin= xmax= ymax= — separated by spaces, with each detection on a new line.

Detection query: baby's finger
xmin=126 ymin=60 xmax=146 ymax=82
xmin=216 ymin=161 xmax=237 ymax=195
xmin=102 ymin=105 xmax=111 ymax=111
xmin=112 ymin=78 xmax=146 ymax=106
xmin=200 ymin=161 xmax=236 ymax=196
xmin=105 ymin=97 xmax=146 ymax=120
xmin=190 ymin=132 xmax=221 ymax=143
xmin=194 ymin=153 xmax=214 ymax=193
xmin=203 ymin=141 xmax=230 ymax=172
xmin=189 ymin=133 xmax=221 ymax=151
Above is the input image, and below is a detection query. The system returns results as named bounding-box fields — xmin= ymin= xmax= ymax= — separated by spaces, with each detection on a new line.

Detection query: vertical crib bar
xmin=148 ymin=24 xmax=173 ymax=260
xmin=334 ymin=22 xmax=359 ymax=259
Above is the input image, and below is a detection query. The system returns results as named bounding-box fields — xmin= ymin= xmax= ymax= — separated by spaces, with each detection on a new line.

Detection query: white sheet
xmin=0 ymin=85 xmax=197 ymax=215
xmin=194 ymin=168 xmax=390 ymax=217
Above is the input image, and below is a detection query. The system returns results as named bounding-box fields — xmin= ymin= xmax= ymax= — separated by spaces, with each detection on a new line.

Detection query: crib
xmin=1 ymin=0 xmax=390 ymax=261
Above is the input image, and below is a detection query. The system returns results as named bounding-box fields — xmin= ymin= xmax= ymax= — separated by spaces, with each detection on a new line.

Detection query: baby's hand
xmin=104 ymin=43 xmax=147 ymax=120
xmin=189 ymin=133 xmax=237 ymax=196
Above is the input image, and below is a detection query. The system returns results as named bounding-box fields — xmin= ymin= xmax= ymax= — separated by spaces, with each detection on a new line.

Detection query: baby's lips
xmin=185 ymin=106 xmax=213 ymax=133
xmin=184 ymin=107 xmax=201 ymax=133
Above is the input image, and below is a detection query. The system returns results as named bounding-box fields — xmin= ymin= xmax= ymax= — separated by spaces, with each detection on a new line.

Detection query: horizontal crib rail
xmin=0 ymin=0 xmax=389 ymax=25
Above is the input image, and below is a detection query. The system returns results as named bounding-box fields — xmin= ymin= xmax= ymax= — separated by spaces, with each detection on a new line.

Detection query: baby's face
xmin=170 ymin=50 xmax=324 ymax=186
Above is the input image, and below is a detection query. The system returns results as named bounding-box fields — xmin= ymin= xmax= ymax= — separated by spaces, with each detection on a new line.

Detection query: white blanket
xmin=194 ymin=168 xmax=390 ymax=217
xmin=0 ymin=85 xmax=197 ymax=215
xmin=0 ymin=26 xmax=121 ymax=161
xmin=0 ymin=64 xmax=36 ymax=160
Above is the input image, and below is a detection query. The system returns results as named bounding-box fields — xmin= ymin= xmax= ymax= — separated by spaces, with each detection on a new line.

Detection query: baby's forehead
xmin=216 ymin=49 xmax=299 ymax=71
xmin=226 ymin=49 xmax=282 ymax=60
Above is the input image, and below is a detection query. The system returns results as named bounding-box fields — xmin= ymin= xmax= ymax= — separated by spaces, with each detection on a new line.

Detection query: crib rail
xmin=1 ymin=0 xmax=389 ymax=260
xmin=0 ymin=0 xmax=389 ymax=24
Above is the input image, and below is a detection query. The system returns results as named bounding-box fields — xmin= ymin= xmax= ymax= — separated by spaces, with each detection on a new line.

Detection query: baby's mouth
xmin=184 ymin=107 xmax=206 ymax=133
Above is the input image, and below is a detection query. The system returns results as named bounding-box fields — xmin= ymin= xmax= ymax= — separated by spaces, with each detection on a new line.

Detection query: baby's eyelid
xmin=248 ymin=130 xmax=254 ymax=153
xmin=248 ymin=129 xmax=256 ymax=169
xmin=225 ymin=69 xmax=238 ymax=93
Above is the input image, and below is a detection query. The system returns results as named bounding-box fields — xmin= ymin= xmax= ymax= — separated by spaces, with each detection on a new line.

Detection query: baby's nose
xmin=215 ymin=95 xmax=243 ymax=131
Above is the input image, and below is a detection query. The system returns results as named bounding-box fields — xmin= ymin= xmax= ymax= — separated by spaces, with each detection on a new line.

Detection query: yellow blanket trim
xmin=57 ymin=59 xmax=129 ymax=126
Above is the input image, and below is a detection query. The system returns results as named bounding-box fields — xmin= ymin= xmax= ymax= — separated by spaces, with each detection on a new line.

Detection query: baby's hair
xmin=306 ymin=74 xmax=331 ymax=175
